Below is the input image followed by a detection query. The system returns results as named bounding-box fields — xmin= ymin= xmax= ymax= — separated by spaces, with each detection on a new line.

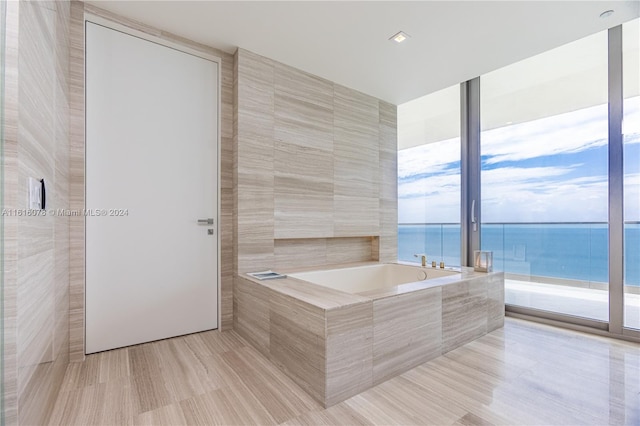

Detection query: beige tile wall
xmin=234 ymin=48 xmax=398 ymax=277
xmin=325 ymin=302 xmax=373 ymax=406
xmin=232 ymin=49 xmax=401 ymax=404
xmin=235 ymin=49 xmax=275 ymax=274
xmin=378 ymin=102 xmax=398 ymax=261
xmin=274 ymin=64 xmax=334 ymax=239
xmin=273 ymin=237 xmax=376 ymax=270
xmin=67 ymin=2 xmax=237 ymax=362
xmin=2 ymin=1 xmax=71 ymax=424
xmin=270 ymin=290 xmax=328 ymax=403
xmin=68 ymin=0 xmax=85 ymax=362
xmin=442 ymin=275 xmax=505 ymax=353
xmin=372 ymin=287 xmax=442 ymax=386
xmin=2 ymin=1 xmax=20 ymax=423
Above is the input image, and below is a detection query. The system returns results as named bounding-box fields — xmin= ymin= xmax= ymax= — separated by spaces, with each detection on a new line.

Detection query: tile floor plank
xmin=49 ymin=318 xmax=640 ymax=425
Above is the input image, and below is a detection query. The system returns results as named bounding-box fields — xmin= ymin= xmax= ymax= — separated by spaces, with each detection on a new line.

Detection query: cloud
xmin=398 ymin=138 xmax=460 ymax=179
xmin=399 ymin=171 xmax=460 ymax=198
xmin=398 ymin=97 xmax=640 ymax=223
xmin=482 ymin=104 xmax=609 ymax=164
xmin=480 ymin=165 xmax=576 ymax=185
xmin=399 ymin=164 xmax=613 ymax=223
xmin=400 ymin=167 xmax=640 ymax=223
xmin=481 ymin=168 xmax=609 ymax=222
xmin=481 ymin=100 xmax=640 ymax=164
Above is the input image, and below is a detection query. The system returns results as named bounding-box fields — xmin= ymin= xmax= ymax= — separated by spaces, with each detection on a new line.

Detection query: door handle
xmin=471 ymin=200 xmax=477 ymax=232
xmin=197 ymin=218 xmax=214 ymax=225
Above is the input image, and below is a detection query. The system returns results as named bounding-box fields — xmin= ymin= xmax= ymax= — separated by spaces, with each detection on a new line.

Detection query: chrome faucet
xmin=414 ymin=254 xmax=427 ymax=267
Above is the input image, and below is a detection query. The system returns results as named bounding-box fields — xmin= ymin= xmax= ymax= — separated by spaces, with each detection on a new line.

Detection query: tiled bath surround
xmin=235 ymin=266 xmax=505 ymax=407
xmin=232 ymin=48 xmax=405 ymax=405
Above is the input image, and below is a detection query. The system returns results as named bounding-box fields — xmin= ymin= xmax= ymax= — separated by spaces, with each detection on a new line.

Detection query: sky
xmin=398 ymin=98 xmax=640 ymax=224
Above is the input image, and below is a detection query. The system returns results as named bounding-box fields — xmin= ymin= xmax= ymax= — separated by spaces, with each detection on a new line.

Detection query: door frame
xmin=83 ymin=14 xmax=222 ymax=352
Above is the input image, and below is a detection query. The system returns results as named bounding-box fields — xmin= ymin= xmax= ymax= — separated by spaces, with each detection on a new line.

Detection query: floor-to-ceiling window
xmin=480 ymin=30 xmax=610 ymax=322
xmin=397 ymin=19 xmax=638 ymax=338
xmin=623 ymin=18 xmax=640 ymax=330
xmin=398 ymin=85 xmax=461 ymax=267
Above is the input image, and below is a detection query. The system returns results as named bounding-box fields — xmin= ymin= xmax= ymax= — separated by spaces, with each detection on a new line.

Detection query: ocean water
xmin=398 ymin=223 xmax=640 ymax=286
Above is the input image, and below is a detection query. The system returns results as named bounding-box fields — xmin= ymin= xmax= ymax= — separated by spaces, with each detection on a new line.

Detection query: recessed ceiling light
xmin=600 ymin=10 xmax=614 ymax=19
xmin=389 ymin=31 xmax=410 ymax=43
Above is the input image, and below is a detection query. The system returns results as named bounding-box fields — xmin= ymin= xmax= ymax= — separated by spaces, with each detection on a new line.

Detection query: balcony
xmin=398 ymin=222 xmax=640 ymax=330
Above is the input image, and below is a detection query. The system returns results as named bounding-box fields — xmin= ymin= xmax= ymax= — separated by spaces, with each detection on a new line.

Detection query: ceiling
xmin=87 ymin=1 xmax=639 ymax=106
xmin=399 ymin=19 xmax=639 ymax=149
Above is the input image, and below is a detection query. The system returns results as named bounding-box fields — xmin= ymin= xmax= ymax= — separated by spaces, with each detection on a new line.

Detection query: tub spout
xmin=414 ymin=253 xmax=427 ymax=267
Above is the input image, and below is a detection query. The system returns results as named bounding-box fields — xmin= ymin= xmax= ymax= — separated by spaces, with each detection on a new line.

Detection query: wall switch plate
xmin=28 ymin=177 xmax=42 ymax=210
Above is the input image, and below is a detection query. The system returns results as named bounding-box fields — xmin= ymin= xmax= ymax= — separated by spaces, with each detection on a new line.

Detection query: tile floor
xmin=49 ymin=318 xmax=639 ymax=425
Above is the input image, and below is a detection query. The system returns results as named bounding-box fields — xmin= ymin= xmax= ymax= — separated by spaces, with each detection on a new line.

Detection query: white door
xmin=85 ymin=22 xmax=218 ymax=354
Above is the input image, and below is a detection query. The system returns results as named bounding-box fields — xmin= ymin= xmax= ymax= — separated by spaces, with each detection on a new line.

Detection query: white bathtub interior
xmin=289 ymin=264 xmax=459 ymax=294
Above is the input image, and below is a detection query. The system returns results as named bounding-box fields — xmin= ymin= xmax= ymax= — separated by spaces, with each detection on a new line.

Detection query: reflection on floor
xmin=506 ymin=279 xmax=640 ymax=329
xmin=49 ymin=317 xmax=640 ymax=425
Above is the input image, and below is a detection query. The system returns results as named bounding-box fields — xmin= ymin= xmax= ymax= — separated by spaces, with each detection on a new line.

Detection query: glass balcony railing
xmin=398 ymin=223 xmax=461 ymax=267
xmin=399 ymin=222 xmax=639 ymax=327
xmin=398 ymin=222 xmax=640 ymax=288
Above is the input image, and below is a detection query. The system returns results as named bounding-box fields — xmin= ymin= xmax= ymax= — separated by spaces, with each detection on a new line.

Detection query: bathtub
xmin=235 ymin=262 xmax=504 ymax=407
xmin=289 ymin=263 xmax=459 ymax=295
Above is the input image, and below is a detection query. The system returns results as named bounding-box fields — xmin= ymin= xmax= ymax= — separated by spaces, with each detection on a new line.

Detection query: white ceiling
xmin=87 ymin=1 xmax=639 ymax=106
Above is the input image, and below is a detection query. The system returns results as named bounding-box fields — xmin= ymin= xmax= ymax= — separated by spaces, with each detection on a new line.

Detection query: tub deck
xmin=234 ymin=261 xmax=504 ymax=407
